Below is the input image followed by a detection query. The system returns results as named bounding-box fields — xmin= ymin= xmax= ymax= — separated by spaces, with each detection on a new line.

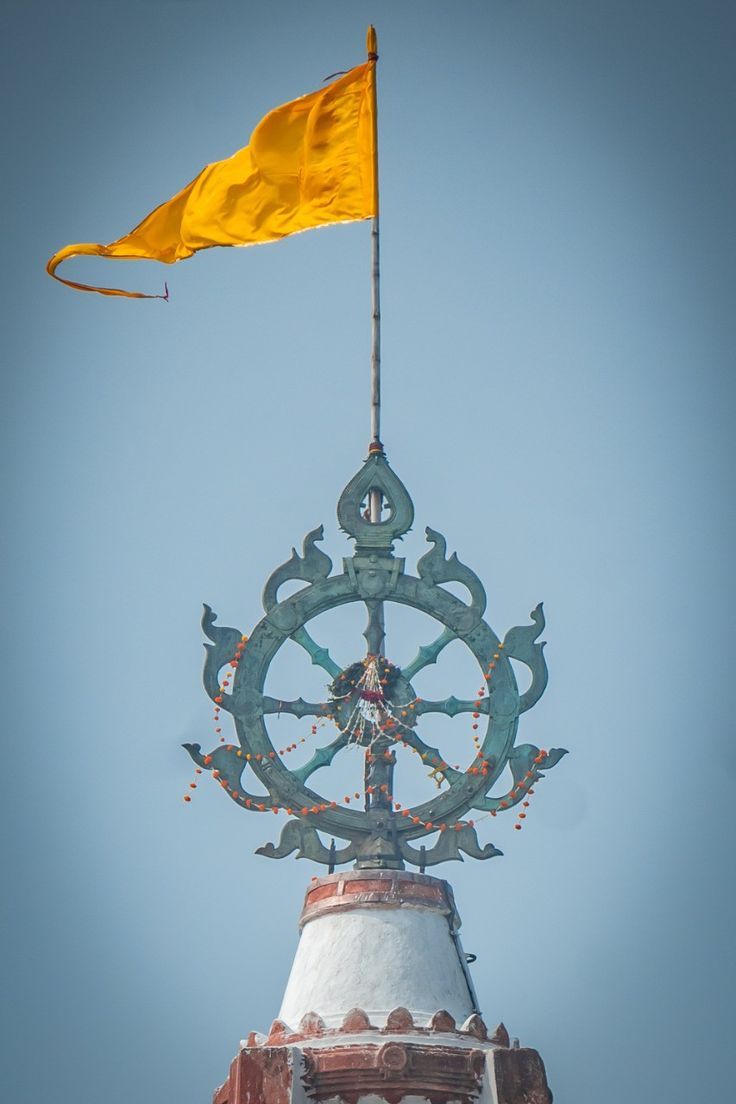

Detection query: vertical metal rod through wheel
xmin=368 ymin=26 xmax=382 ymax=526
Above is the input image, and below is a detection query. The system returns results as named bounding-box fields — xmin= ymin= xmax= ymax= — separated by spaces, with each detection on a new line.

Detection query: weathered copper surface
xmin=185 ymin=451 xmax=567 ymax=870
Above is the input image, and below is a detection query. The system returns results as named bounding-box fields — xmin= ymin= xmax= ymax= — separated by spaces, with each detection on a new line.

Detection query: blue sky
xmin=3 ymin=2 xmax=735 ymax=1102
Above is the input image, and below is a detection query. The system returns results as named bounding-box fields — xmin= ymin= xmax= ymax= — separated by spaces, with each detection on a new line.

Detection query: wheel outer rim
xmin=229 ymin=570 xmax=519 ymax=840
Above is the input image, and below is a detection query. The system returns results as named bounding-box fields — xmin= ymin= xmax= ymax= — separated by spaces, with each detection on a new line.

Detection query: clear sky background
xmin=3 ymin=2 xmax=734 ymax=1102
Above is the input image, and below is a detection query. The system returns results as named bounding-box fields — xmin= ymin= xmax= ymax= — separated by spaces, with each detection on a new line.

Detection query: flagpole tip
xmin=367 ymin=25 xmax=378 ymax=60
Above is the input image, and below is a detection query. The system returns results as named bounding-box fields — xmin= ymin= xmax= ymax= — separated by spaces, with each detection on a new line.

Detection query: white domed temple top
xmin=278 ymin=870 xmax=479 ymax=1031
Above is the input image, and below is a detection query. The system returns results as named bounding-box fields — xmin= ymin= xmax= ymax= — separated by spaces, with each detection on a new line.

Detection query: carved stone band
xmin=300 ymin=869 xmax=458 ymax=929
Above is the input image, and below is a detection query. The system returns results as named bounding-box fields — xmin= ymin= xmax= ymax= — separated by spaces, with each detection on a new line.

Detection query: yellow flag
xmin=47 ymin=59 xmax=376 ymax=299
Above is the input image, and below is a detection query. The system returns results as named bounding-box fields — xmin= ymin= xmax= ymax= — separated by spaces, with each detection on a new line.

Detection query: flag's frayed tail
xmin=46 ymin=243 xmax=170 ymax=300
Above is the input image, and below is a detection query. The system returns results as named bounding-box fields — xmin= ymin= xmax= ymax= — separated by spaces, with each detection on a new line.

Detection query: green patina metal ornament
xmin=184 ymin=448 xmax=566 ymax=869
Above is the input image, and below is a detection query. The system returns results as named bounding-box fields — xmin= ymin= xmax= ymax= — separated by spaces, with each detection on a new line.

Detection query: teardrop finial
xmin=367 ymin=25 xmax=378 ymax=60
xmin=336 ymin=453 xmax=414 ymax=554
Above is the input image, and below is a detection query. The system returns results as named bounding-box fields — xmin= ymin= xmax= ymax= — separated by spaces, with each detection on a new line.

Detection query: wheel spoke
xmin=363 ymin=599 xmax=385 ymax=656
xmin=401 ymin=627 xmax=456 ymax=681
xmin=414 ymin=696 xmax=490 ymax=718
xmin=292 ymin=730 xmax=351 ymax=784
xmin=290 ymin=626 xmax=342 ymax=678
xmin=262 ymin=696 xmax=331 ymax=719
xmin=398 ymin=730 xmax=462 ymax=785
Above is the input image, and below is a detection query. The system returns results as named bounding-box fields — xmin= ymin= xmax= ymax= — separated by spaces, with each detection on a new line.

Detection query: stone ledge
xmin=301 ymin=871 xmax=458 ymax=928
xmin=214 ymin=1039 xmax=554 ymax=1104
xmin=261 ymin=1007 xmax=496 ymax=1047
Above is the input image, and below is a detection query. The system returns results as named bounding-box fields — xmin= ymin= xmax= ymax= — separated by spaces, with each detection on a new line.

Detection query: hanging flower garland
xmin=184 ymin=635 xmax=552 ymax=843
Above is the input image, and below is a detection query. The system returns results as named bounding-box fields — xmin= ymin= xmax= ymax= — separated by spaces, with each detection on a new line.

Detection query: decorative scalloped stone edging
xmin=259 ymin=1006 xmax=503 ymax=1048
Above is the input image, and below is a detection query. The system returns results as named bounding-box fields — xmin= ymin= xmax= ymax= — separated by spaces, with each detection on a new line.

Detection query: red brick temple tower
xmin=212 ymin=870 xmax=553 ymax=1104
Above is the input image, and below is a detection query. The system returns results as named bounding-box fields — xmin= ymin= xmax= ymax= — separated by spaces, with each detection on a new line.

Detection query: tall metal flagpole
xmin=365 ymin=27 xmax=386 ymax=663
xmin=367 ymin=25 xmax=382 ymax=529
